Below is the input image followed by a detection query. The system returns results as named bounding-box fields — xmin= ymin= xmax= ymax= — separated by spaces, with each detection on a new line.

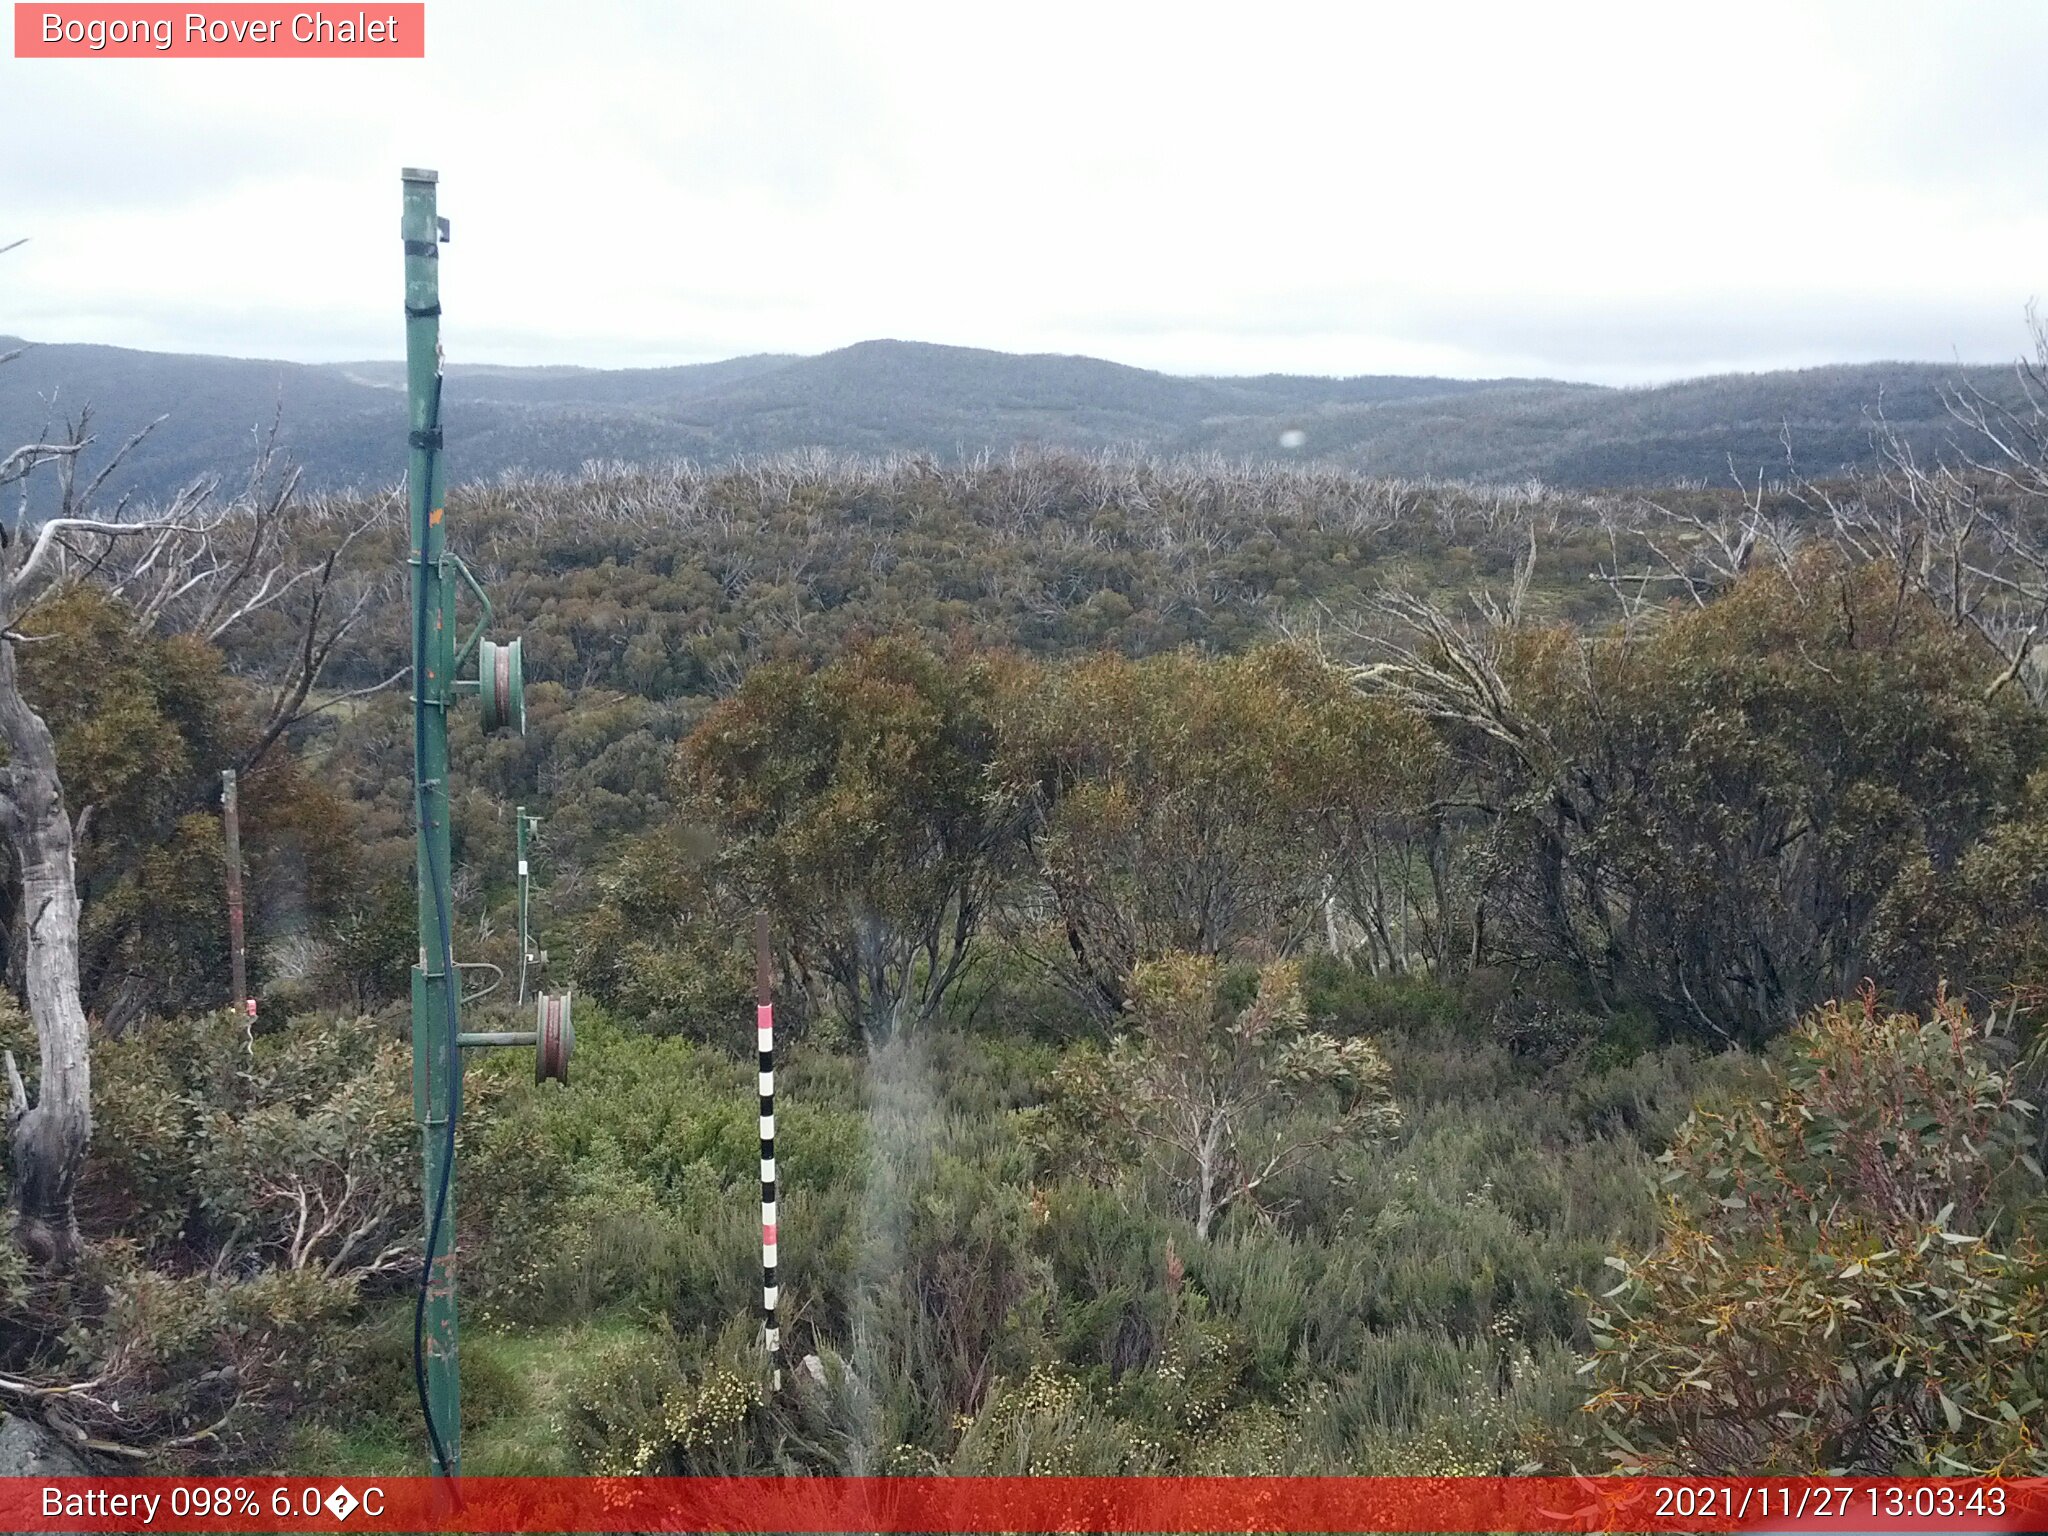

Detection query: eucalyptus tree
xmin=995 ymin=644 xmax=1438 ymax=1015
xmin=0 ymin=362 xmax=396 ymax=1261
xmin=680 ymin=635 xmax=1026 ymax=1046
xmin=1098 ymin=952 xmax=1398 ymax=1241
xmin=1352 ymin=551 xmax=2041 ymax=1044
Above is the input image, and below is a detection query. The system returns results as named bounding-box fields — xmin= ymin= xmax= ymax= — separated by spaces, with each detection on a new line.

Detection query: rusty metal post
xmin=221 ymin=768 xmax=249 ymax=1017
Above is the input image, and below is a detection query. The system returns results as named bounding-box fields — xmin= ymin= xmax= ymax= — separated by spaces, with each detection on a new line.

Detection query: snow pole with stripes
xmin=756 ymin=911 xmax=781 ymax=1391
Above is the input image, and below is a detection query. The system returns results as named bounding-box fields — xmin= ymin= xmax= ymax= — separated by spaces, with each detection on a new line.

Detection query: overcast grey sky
xmin=4 ymin=1 xmax=2046 ymax=384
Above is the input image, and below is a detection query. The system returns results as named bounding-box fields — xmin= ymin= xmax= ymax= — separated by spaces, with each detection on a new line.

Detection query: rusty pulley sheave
xmin=535 ymin=990 xmax=573 ymax=1085
xmin=478 ymin=636 xmax=525 ymax=735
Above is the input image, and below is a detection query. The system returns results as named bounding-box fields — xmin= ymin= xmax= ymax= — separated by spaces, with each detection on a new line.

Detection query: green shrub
xmin=1301 ymin=960 xmax=1467 ymax=1039
xmin=27 ymin=1250 xmax=365 ymax=1465
xmin=1584 ymin=988 xmax=2048 ymax=1474
xmin=1339 ymin=1339 xmax=1581 ymax=1474
xmin=951 ymin=1365 xmax=1157 ymax=1473
xmin=1036 ymin=1181 xmax=1174 ymax=1376
xmin=321 ymin=876 xmax=417 ymax=1010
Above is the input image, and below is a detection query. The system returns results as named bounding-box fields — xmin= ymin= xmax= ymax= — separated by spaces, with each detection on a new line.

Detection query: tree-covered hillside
xmin=0 ymin=332 xmax=2028 ymax=508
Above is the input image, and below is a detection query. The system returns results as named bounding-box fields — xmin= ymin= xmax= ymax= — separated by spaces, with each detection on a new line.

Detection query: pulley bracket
xmin=454 ymin=990 xmax=573 ymax=1085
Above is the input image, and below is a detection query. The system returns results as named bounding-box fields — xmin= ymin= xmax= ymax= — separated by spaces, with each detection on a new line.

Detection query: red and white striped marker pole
xmin=755 ymin=911 xmax=780 ymax=1391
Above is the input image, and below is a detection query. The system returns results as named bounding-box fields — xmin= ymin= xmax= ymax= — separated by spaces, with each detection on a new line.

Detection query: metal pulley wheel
xmin=535 ymin=991 xmax=573 ymax=1084
xmin=478 ymin=637 xmax=526 ymax=735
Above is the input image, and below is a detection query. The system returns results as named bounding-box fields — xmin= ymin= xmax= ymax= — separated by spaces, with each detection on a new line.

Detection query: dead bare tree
xmin=0 ymin=403 xmax=212 ymax=1264
xmin=0 ymin=337 xmax=404 ymax=1260
xmin=1590 ymin=453 xmax=1803 ymax=623
xmin=55 ymin=428 xmax=409 ymax=772
xmin=1348 ymin=579 xmax=1565 ymax=780
xmin=1760 ymin=326 xmax=2048 ymax=706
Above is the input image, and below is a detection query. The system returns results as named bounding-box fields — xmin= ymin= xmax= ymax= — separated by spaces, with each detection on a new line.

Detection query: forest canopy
xmin=3 ymin=438 xmax=2046 ymax=1476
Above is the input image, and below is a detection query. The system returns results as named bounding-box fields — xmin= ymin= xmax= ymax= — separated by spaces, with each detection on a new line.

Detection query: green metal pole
xmin=516 ymin=806 xmax=530 ymax=1005
xmin=403 ymin=165 xmax=462 ymax=1477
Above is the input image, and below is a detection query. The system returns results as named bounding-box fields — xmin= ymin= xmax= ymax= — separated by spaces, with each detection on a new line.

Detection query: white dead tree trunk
xmin=0 ymin=536 xmax=89 ymax=1261
xmin=0 ymin=674 xmax=89 ymax=1263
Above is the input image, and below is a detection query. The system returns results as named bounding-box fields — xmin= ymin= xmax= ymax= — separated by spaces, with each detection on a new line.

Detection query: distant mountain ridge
xmin=0 ymin=334 xmax=2017 ymax=505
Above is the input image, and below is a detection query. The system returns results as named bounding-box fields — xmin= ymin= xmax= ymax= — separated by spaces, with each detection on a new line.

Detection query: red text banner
xmin=13 ymin=4 xmax=424 ymax=57
xmin=2 ymin=1476 xmax=2046 ymax=1533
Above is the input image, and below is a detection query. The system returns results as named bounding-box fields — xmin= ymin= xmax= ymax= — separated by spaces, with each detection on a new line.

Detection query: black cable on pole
xmin=411 ymin=372 xmax=461 ymax=1478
